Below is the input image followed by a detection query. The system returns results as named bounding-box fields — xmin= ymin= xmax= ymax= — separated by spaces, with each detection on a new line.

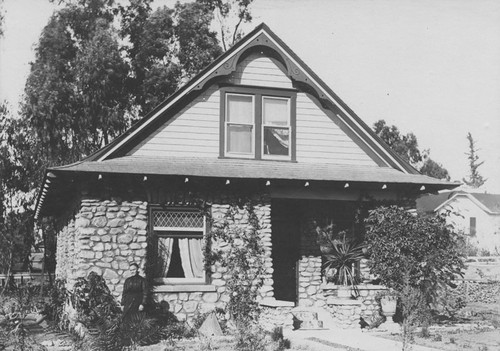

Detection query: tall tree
xmin=197 ymin=0 xmax=254 ymax=51
xmin=175 ymin=1 xmax=223 ymax=80
xmin=420 ymin=150 xmax=450 ymax=181
xmin=373 ymin=120 xmax=422 ymax=166
xmin=373 ymin=120 xmax=450 ymax=180
xmin=0 ymin=0 xmax=4 ymax=37
xmin=462 ymin=132 xmax=486 ymax=188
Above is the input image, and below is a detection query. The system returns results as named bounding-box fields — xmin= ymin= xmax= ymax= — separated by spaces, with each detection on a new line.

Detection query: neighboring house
xmin=417 ymin=191 xmax=500 ymax=255
xmin=35 ymin=24 xmax=457 ymax=327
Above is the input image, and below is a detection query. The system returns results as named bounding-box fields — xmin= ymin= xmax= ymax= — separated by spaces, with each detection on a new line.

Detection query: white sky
xmin=1 ymin=0 xmax=499 ymax=192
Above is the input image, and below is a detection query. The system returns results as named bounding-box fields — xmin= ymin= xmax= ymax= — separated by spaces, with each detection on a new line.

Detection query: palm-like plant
xmin=322 ymin=231 xmax=365 ymax=287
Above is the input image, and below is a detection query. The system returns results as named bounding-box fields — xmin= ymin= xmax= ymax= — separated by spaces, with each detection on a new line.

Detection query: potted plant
xmin=321 ymin=230 xmax=365 ymax=299
xmin=376 ymin=290 xmax=398 ymax=322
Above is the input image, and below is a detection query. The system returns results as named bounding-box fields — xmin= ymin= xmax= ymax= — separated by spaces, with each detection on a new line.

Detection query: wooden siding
xmin=129 ymin=53 xmax=376 ymax=166
xmin=295 ymin=93 xmax=376 ymax=165
xmin=129 ymin=87 xmax=220 ymax=157
xmin=230 ymin=53 xmax=293 ymax=89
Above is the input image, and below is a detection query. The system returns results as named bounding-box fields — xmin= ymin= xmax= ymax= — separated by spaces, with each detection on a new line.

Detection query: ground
xmin=378 ymin=302 xmax=500 ymax=351
xmin=22 ymin=301 xmax=500 ymax=351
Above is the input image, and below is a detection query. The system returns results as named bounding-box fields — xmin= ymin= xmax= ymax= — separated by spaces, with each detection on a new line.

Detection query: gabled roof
xmin=86 ymin=23 xmax=417 ymax=173
xmin=420 ymin=191 xmax=500 ymax=215
xmin=35 ymin=23 xmax=460 ymax=219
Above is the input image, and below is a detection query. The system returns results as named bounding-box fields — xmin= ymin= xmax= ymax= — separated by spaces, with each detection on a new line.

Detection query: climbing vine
xmin=204 ymin=198 xmax=266 ymax=324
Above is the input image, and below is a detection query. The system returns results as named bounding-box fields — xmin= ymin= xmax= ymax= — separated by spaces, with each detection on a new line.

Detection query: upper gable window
xmin=262 ymin=97 xmax=290 ymax=158
xmin=221 ymin=87 xmax=296 ymax=161
xmin=226 ymin=94 xmax=255 ymax=156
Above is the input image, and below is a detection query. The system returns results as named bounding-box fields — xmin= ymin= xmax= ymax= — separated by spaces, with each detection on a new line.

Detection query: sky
xmin=1 ymin=0 xmax=499 ymax=192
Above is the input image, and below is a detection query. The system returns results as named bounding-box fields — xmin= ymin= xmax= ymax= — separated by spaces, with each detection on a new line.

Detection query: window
xmin=152 ymin=209 xmax=206 ymax=284
xmin=221 ymin=87 xmax=296 ymax=160
xmin=262 ymin=97 xmax=291 ymax=157
xmin=225 ymin=94 xmax=255 ymax=156
xmin=470 ymin=217 xmax=476 ymax=236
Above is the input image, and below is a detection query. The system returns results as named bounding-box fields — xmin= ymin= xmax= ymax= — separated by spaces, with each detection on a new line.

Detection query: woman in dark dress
xmin=121 ymin=263 xmax=147 ymax=322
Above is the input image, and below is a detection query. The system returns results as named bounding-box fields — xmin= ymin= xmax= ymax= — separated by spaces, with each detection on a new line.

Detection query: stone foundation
xmin=259 ymin=299 xmax=294 ymax=331
xmin=323 ymin=284 xmax=388 ymax=328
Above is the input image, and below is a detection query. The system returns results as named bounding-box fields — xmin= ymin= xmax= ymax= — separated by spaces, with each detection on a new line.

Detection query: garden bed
xmin=376 ymin=301 xmax=500 ymax=351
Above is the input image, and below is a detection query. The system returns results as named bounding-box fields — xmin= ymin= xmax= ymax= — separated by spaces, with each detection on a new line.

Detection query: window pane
xmin=264 ymin=127 xmax=289 ymax=156
xmin=263 ymin=97 xmax=289 ymax=126
xmin=227 ymin=94 xmax=253 ymax=123
xmin=158 ymin=237 xmax=204 ymax=279
xmin=227 ymin=124 xmax=253 ymax=153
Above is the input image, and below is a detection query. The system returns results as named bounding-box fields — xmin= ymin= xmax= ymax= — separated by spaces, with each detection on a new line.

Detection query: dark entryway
xmin=271 ymin=199 xmax=301 ymax=303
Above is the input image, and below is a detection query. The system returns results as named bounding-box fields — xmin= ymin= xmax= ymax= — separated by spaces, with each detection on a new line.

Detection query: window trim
xmin=220 ymin=86 xmax=296 ymax=161
xmin=150 ymin=207 xmax=208 ymax=285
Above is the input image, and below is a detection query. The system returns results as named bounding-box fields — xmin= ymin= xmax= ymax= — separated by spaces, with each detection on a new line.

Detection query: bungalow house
xmin=417 ymin=191 xmax=500 ymax=255
xmin=35 ymin=24 xmax=458 ymax=328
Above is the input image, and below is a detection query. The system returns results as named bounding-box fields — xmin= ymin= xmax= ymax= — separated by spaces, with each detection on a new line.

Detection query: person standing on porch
xmin=121 ymin=263 xmax=147 ymax=322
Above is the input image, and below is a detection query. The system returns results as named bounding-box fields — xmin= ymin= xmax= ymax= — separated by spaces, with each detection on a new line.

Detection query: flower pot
xmin=380 ymin=296 xmax=397 ymax=321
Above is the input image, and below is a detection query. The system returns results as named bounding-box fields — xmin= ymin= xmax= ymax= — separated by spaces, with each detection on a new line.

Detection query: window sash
xmin=225 ymin=93 xmax=255 ymax=157
xmin=262 ymin=96 xmax=291 ymax=159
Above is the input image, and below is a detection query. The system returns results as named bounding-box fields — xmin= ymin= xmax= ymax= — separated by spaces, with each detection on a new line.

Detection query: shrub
xmin=365 ymin=206 xmax=466 ymax=306
xmin=234 ymin=318 xmax=267 ymax=351
xmin=71 ymin=271 xmax=121 ymax=326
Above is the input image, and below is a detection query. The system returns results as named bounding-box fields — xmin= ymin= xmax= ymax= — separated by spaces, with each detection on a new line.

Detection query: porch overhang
xmin=35 ymin=156 xmax=460 ymax=219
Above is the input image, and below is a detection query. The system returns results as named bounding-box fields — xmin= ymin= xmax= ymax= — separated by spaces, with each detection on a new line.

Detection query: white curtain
xmin=158 ymin=237 xmax=173 ymax=277
xmin=178 ymin=238 xmax=204 ymax=278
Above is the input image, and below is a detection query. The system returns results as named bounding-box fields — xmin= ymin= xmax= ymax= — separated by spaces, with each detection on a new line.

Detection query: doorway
xmin=271 ymin=199 xmax=301 ymax=303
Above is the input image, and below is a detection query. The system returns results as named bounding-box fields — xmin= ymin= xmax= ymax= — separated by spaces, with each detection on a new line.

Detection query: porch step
xmin=291 ymin=308 xmax=324 ymax=330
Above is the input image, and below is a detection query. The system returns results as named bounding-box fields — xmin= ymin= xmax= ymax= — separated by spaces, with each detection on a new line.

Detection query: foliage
xmin=0 ymin=282 xmax=46 ymax=351
xmin=234 ymin=318 xmax=267 ymax=351
xmin=208 ymin=200 xmax=266 ymax=325
xmin=197 ymin=0 xmax=254 ymax=51
xmin=365 ymin=206 xmax=466 ymax=307
xmin=71 ymin=271 xmax=121 ymax=326
xmin=0 ymin=209 xmax=35 ymax=279
xmin=270 ymin=326 xmax=291 ymax=351
xmin=43 ymin=279 xmax=69 ymax=329
xmin=435 ymin=284 xmax=467 ymax=320
xmin=321 ymin=231 xmax=365 ymax=287
xmin=373 ymin=120 xmax=449 ymax=180
xmin=399 ymin=281 xmax=431 ymax=351
xmin=462 ymin=132 xmax=486 ymax=188
xmin=88 ymin=312 xmax=188 ymax=351
xmin=373 ymin=119 xmax=422 ymax=166
xmin=420 ymin=152 xmax=450 ymax=181
xmin=0 ymin=0 xmax=4 ymax=37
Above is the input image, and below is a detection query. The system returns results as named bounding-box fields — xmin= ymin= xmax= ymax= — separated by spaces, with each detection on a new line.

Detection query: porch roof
xmin=53 ymin=156 xmax=457 ymax=185
xmin=36 ymin=156 xmax=459 ymax=219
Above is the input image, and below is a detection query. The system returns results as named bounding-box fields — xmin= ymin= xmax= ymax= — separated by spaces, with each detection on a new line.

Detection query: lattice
xmin=153 ymin=211 xmax=204 ymax=229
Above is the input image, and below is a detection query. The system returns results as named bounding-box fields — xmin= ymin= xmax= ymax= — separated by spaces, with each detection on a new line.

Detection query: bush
xmin=71 ymin=271 xmax=121 ymax=325
xmin=365 ymin=206 xmax=466 ymax=306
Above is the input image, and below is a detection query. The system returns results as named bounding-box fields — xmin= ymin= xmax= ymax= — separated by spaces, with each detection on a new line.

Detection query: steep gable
xmin=128 ymin=50 xmax=377 ymax=166
xmin=92 ymin=24 xmax=413 ymax=172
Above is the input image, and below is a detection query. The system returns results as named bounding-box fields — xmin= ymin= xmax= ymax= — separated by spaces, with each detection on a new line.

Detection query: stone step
xmin=291 ymin=308 xmax=325 ymax=330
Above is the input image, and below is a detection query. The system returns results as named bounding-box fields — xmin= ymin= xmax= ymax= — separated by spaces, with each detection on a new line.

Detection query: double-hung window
xmin=225 ymin=94 xmax=255 ymax=157
xmin=222 ymin=87 xmax=296 ymax=160
xmin=262 ymin=96 xmax=291 ymax=158
xmin=152 ymin=209 xmax=206 ymax=284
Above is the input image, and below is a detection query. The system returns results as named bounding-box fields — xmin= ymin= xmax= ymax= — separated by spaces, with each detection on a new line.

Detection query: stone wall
xmin=151 ymin=196 xmax=274 ymax=321
xmin=323 ymin=284 xmax=387 ymax=328
xmin=55 ymin=198 xmax=149 ymax=298
xmin=297 ymin=218 xmax=325 ymax=307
